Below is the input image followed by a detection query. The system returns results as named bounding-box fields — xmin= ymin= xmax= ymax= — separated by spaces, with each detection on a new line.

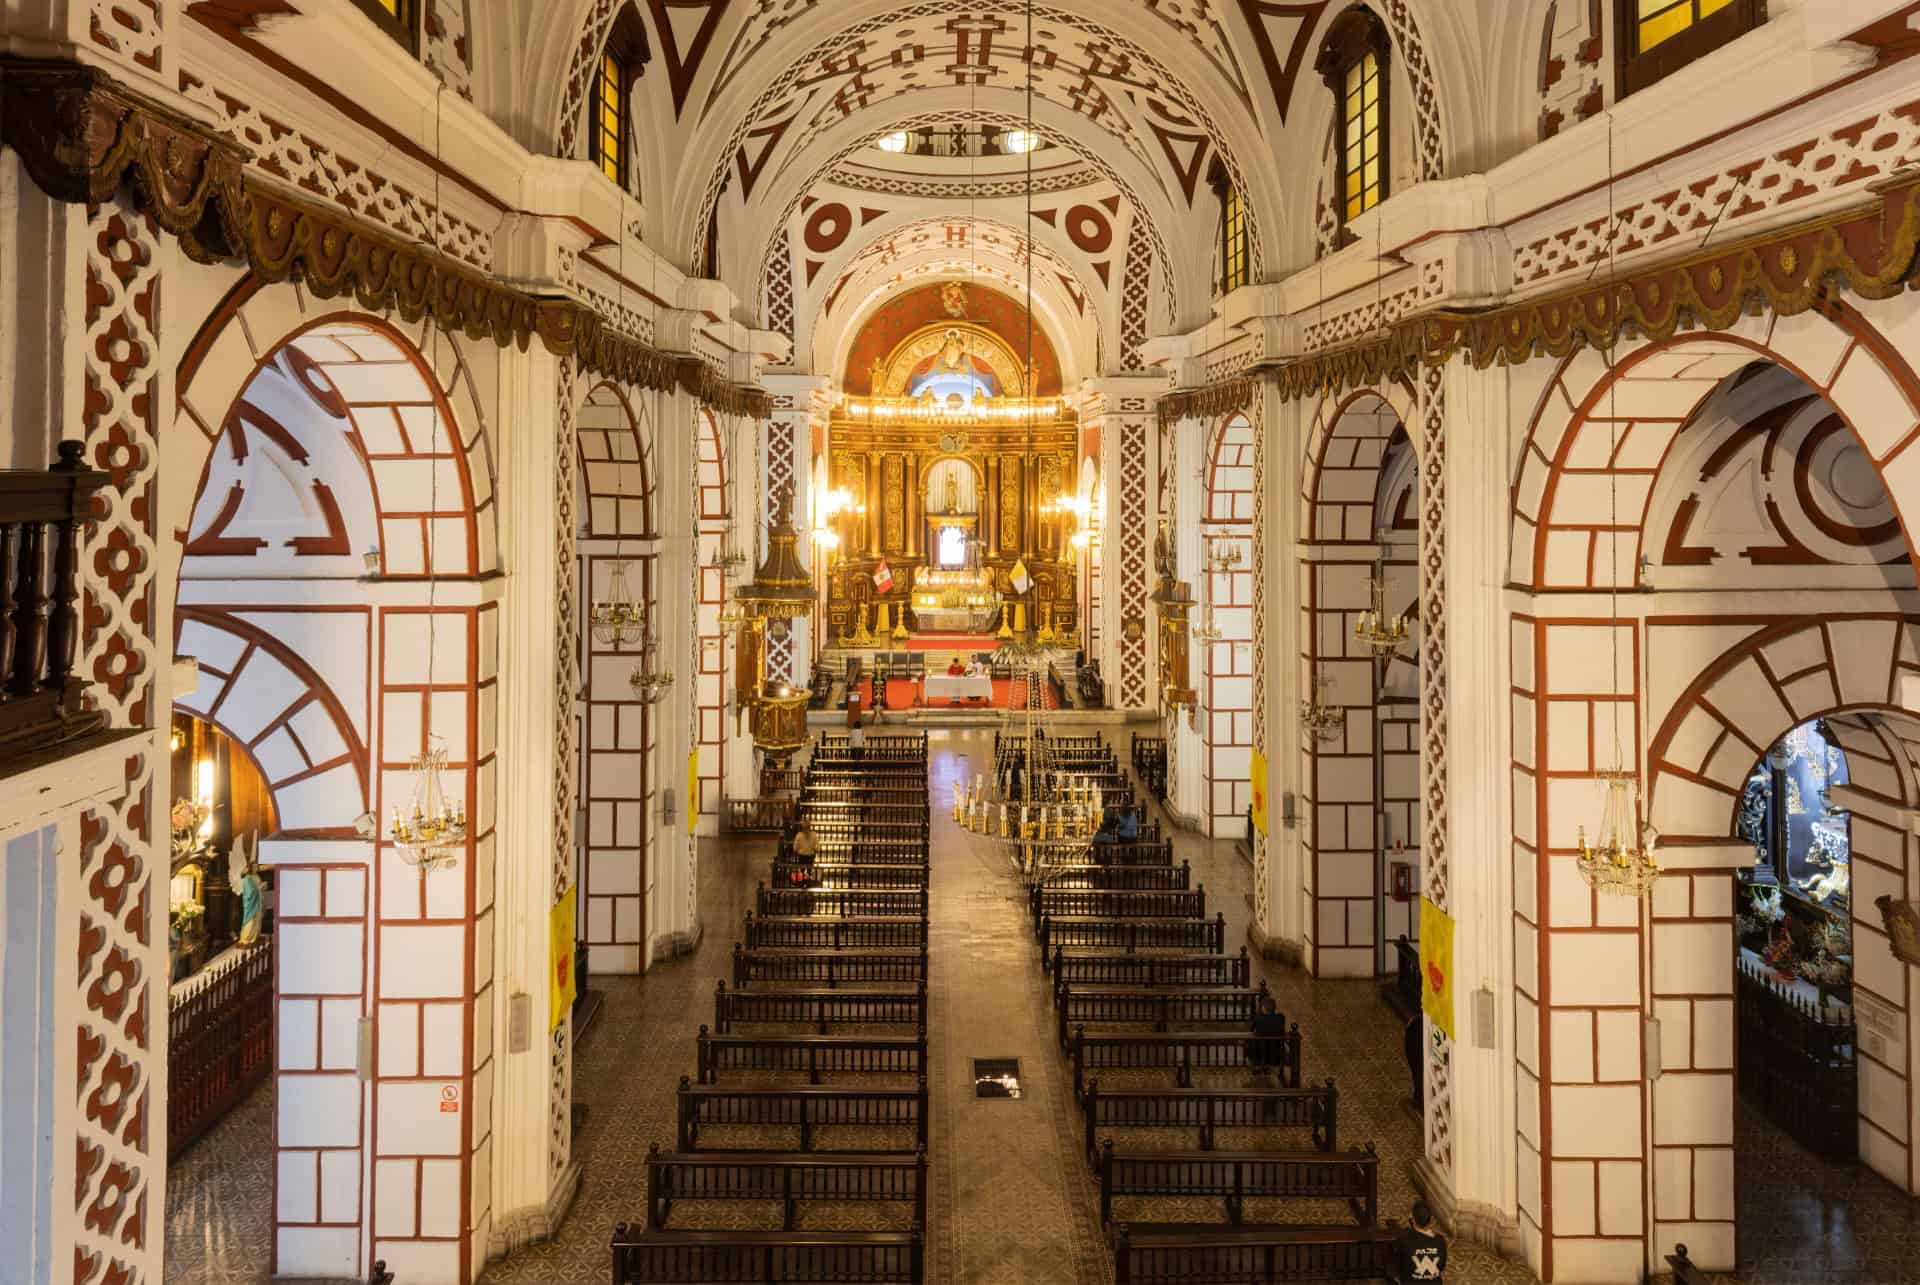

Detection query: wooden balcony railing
xmin=0 ymin=441 xmax=112 ymax=765
xmin=168 ymin=941 xmax=274 ymax=1160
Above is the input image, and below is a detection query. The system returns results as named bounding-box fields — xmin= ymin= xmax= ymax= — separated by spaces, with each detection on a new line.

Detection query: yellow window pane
xmin=1346 ymin=170 xmax=1362 ymax=199
xmin=1639 ymin=4 xmax=1693 ymax=50
xmin=1701 ymin=0 xmax=1734 ymax=13
xmin=1347 ymin=195 xmax=1363 ymax=221
xmin=1638 ymin=0 xmax=1678 ymax=16
xmin=1363 ymin=101 xmax=1378 ymax=134
xmin=1363 ymin=157 xmax=1379 ymax=187
xmin=1346 ymin=62 xmax=1362 ymax=95
xmin=376 ymin=0 xmax=399 ymax=14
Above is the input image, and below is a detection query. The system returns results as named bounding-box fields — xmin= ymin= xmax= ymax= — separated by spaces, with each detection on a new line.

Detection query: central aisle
xmin=921 ymin=730 xmax=1112 ymax=1284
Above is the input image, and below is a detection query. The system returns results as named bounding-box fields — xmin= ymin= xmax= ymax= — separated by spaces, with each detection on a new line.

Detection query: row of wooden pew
xmin=1027 ymin=732 xmax=1410 ymax=1284
xmin=610 ymin=733 xmax=935 ymax=1283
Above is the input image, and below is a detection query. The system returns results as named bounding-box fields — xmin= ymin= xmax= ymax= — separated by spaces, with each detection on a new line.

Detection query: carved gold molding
xmin=0 ymin=56 xmax=773 ymax=421
xmin=1158 ymin=175 xmax=1920 ymax=425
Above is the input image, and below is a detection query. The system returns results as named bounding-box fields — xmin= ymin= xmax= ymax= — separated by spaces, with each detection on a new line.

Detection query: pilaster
xmin=1255 ymin=389 xmax=1309 ymax=958
xmin=648 ymin=384 xmax=702 ymax=959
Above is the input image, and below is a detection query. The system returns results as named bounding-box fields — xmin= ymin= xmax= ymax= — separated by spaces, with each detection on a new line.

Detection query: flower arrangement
xmin=1761 ymin=931 xmax=1798 ymax=980
xmin=1737 ymin=884 xmax=1786 ymax=939
xmin=170 ymin=796 xmax=211 ymax=858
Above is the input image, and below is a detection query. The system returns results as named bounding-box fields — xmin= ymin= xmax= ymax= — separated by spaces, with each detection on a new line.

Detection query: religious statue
xmin=230 ymin=832 xmax=264 ymax=948
xmin=935 ymin=327 xmax=970 ymax=375
xmin=1154 ymin=518 xmax=1174 ymax=582
xmin=943 ymin=469 xmax=960 ymax=515
xmin=942 ymin=281 xmax=968 ymax=319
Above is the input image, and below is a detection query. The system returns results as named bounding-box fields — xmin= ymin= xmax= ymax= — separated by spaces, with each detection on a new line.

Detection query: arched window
xmin=1618 ymin=0 xmax=1764 ymax=96
xmin=591 ymin=5 xmax=651 ymax=192
xmin=1214 ymin=174 xmax=1249 ymax=296
xmin=349 ymin=0 xmax=420 ymax=52
xmin=1315 ymin=5 xmax=1391 ymax=228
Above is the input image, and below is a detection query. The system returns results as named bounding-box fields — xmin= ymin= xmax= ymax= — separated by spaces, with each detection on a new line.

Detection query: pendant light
xmin=1576 ymin=113 xmax=1658 ymax=899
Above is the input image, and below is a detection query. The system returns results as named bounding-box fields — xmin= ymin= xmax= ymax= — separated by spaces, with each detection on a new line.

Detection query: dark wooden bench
xmin=1051 ymin=948 xmax=1250 ymax=991
xmin=1054 ymin=982 xmax=1269 ymax=1049
xmin=1038 ymin=861 xmax=1192 ymax=891
xmin=745 ymin=914 xmax=928 ymax=950
xmin=696 ymin=1026 xmax=926 ymax=1085
xmin=677 ymin=1075 xmax=928 ymax=1152
xmin=1081 ymin=1079 xmax=1339 ymax=1166
xmin=757 ymin=885 xmax=929 ymax=919
xmin=1031 ymin=886 xmax=1207 ymax=930
xmin=1069 ymin=1027 xmax=1302 ymax=1099
xmin=1097 ymin=1141 xmax=1379 ymax=1226
xmin=714 ymin=980 xmax=927 ymax=1035
xmin=732 ymin=945 xmax=929 ymax=989
xmin=645 ymin=1144 xmax=927 ymax=1229
xmin=1109 ymin=1223 xmax=1398 ymax=1284
xmin=771 ymin=861 xmax=927 ymax=890
xmin=1094 ymin=841 xmax=1177 ymax=867
xmin=1039 ymin=913 xmax=1226 ymax=958
xmin=803 ymin=842 xmax=930 ymax=866
xmin=1385 ymin=934 xmax=1419 ymax=1021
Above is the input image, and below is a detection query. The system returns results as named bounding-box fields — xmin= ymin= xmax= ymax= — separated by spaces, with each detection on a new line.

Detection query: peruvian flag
xmin=873 ymin=560 xmax=894 ymax=593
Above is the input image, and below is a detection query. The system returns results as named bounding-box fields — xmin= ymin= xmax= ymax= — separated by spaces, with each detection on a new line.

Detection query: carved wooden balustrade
xmin=167 ymin=941 xmax=274 ymax=1160
xmin=0 ymin=441 xmax=112 ymax=766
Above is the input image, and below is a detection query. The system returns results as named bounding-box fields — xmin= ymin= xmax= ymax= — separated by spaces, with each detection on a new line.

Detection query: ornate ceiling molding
xmin=0 ymin=55 xmax=773 ymax=420
xmin=1159 ymin=175 xmax=1920 ymax=423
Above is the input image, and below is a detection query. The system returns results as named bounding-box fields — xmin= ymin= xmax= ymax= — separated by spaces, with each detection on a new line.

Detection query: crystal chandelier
xmin=628 ymin=630 xmax=675 ymax=703
xmin=1209 ymin=543 xmax=1243 ymax=573
xmin=1299 ymin=669 xmax=1346 ymax=743
xmin=390 ymin=739 xmax=468 ymax=871
xmin=1353 ymin=574 xmax=1408 ymax=655
xmin=590 ymin=558 xmax=647 ymax=646
xmin=1576 ymin=769 xmax=1659 ymax=896
xmin=1192 ymin=605 xmax=1225 ymax=645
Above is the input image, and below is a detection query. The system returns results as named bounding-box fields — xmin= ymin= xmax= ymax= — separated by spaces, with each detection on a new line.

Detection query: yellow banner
xmin=1248 ymin=748 xmax=1269 ymax=836
xmin=687 ymin=747 xmax=700 ymax=817
xmin=550 ymin=884 xmax=578 ymax=1033
xmin=1419 ymin=896 xmax=1455 ymax=1039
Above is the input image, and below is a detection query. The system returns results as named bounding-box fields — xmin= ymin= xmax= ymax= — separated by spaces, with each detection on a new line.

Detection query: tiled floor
xmin=163 ymin=727 xmax=1920 ymax=1283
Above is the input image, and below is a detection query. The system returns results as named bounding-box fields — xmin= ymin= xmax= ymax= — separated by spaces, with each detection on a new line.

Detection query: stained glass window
xmin=1634 ymin=0 xmax=1737 ymax=53
xmin=592 ymin=52 xmax=627 ymax=187
xmin=1343 ymin=50 xmax=1383 ymax=221
xmin=1314 ymin=6 xmax=1391 ymax=236
xmin=1219 ymin=186 xmax=1248 ymax=295
xmin=1619 ymin=0 xmax=1762 ymax=95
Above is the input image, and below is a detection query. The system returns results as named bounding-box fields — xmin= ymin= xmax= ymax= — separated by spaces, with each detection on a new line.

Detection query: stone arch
xmin=1510 ymin=305 xmax=1920 ymax=590
xmin=1646 ymin=614 xmax=1920 ymax=843
xmin=1206 ymin=413 xmax=1256 ymax=525
xmin=577 ymin=379 xmax=656 ymax=539
xmin=174 ymin=282 xmax=499 ymax=578
xmin=172 ymin=608 xmax=369 ymax=836
xmin=1300 ymin=383 xmax=1419 ymax=543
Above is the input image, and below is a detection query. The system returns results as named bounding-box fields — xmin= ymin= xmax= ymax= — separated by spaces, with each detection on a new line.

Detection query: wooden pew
xmin=1053 ymin=982 xmax=1269 ymax=1049
xmin=713 ymin=980 xmax=928 ymax=1034
xmin=677 ymin=1075 xmax=928 ymax=1153
xmin=756 ymin=884 xmax=929 ymax=919
xmin=696 ymin=1025 xmax=927 ymax=1085
xmin=1035 ymin=861 xmax=1191 ymax=891
xmin=1068 ymin=1026 xmax=1303 ymax=1099
xmin=732 ymin=945 xmax=929 ymax=989
xmin=645 ymin=1144 xmax=928 ymax=1230
xmin=770 ymin=861 xmax=927 ymax=890
xmin=611 ymin=1227 xmax=925 ymax=1283
xmin=800 ymin=843 xmax=931 ymax=867
xmin=1097 ymin=1141 xmax=1379 ymax=1226
xmin=1050 ymin=947 xmax=1250 ymax=991
xmin=1080 ymin=1079 xmax=1339 ymax=1165
xmin=1039 ymin=912 xmax=1226 ymax=958
xmin=1108 ymin=1223 xmax=1397 ymax=1285
xmin=744 ymin=914 xmax=928 ymax=950
xmin=1030 ymin=886 xmax=1207 ymax=930
xmin=1094 ymin=841 xmax=1176 ymax=867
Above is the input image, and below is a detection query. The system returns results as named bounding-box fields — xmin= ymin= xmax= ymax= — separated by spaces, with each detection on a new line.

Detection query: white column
xmin=486 ymin=345 xmax=577 ymax=1261
xmin=1168 ymin=416 xmax=1206 ymax=823
xmin=1258 ymin=389 xmax=1309 ymax=956
xmin=1412 ymin=358 xmax=1522 ymax=1253
xmin=648 ymin=385 xmax=701 ymax=958
xmin=725 ymin=412 xmax=759 ymax=802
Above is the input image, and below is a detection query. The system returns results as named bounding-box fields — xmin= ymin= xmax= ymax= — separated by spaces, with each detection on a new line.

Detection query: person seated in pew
xmin=1246 ymin=993 xmax=1288 ymax=1084
xmin=1092 ymin=816 xmax=1120 ymax=857
xmin=1395 ymin=1200 xmax=1448 ymax=1282
xmin=1114 ymin=806 xmax=1141 ymax=843
xmin=789 ymin=823 xmax=818 ymax=886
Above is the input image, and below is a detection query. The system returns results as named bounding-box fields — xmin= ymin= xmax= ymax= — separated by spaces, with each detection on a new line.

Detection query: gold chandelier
xmin=391 ymin=739 xmax=468 ymax=870
xmin=628 ymin=630 xmax=675 ymax=703
xmin=1299 ymin=669 xmax=1346 ymax=744
xmin=1576 ymin=769 xmax=1659 ymax=897
xmin=1353 ymin=574 xmax=1408 ymax=655
xmin=590 ymin=558 xmax=647 ymax=646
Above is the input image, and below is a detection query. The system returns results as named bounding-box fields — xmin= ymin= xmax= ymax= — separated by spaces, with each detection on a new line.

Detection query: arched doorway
xmin=1512 ymin=305 xmax=1920 ymax=1278
xmin=1200 ymin=414 xmax=1256 ymax=839
xmin=575 ymin=380 xmax=659 ymax=973
xmin=169 ymin=311 xmax=496 ymax=1281
xmin=1299 ymin=388 xmax=1422 ymax=979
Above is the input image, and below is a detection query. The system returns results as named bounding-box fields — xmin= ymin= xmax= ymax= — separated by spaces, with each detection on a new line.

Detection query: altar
xmin=924 ymin=672 xmax=993 ymax=704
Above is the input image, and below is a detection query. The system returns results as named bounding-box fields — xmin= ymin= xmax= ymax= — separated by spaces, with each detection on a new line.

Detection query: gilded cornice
xmin=0 ymin=57 xmax=774 ymax=421
xmin=1157 ymin=174 xmax=1920 ymax=426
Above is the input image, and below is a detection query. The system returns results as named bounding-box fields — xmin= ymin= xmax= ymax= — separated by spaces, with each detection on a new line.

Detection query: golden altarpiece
xmin=823 ymin=321 xmax=1078 ymax=640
